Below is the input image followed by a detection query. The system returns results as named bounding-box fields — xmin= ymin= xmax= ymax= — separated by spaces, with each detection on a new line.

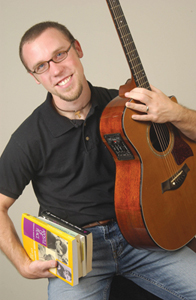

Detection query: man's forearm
xmin=0 ymin=207 xmax=32 ymax=277
xmin=0 ymin=193 xmax=57 ymax=279
xmin=172 ymin=105 xmax=196 ymax=141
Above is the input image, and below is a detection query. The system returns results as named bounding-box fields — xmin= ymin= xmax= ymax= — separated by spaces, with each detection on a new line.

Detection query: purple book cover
xmin=23 ymin=218 xmax=47 ymax=247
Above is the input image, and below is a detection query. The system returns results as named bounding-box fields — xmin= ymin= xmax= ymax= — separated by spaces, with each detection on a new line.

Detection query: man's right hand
xmin=22 ymin=259 xmax=58 ymax=279
xmin=0 ymin=193 xmax=57 ymax=280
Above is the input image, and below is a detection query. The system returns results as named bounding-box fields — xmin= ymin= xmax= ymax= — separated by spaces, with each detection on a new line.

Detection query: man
xmin=0 ymin=21 xmax=196 ymax=300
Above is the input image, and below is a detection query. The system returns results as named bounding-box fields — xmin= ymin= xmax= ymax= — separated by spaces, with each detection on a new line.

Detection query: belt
xmin=83 ymin=219 xmax=116 ymax=229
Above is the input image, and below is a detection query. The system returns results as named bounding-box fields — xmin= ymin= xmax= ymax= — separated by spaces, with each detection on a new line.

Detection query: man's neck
xmin=53 ymin=81 xmax=91 ymax=120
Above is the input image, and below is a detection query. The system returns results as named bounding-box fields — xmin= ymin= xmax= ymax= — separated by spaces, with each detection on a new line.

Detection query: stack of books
xmin=21 ymin=212 xmax=93 ymax=286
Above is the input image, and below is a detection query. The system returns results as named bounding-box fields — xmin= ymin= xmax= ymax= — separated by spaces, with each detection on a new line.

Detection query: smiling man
xmin=21 ymin=26 xmax=91 ymax=118
xmin=1 ymin=21 xmax=196 ymax=300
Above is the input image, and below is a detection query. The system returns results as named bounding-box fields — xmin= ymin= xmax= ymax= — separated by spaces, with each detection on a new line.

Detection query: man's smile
xmin=57 ymin=75 xmax=72 ymax=87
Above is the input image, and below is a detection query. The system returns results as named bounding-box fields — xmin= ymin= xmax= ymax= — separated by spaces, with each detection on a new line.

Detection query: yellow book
xmin=21 ymin=213 xmax=80 ymax=286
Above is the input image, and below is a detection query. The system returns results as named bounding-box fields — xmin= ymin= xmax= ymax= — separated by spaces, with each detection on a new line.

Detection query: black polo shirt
xmin=0 ymin=83 xmax=118 ymax=226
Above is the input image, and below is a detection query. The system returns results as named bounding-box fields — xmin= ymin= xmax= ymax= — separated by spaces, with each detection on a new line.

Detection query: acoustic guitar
xmin=100 ymin=0 xmax=196 ymax=250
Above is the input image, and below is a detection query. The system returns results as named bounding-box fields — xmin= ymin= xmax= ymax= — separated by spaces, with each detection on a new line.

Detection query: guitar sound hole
xmin=150 ymin=124 xmax=170 ymax=152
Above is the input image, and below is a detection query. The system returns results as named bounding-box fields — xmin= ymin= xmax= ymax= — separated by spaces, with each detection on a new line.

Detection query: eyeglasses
xmin=31 ymin=41 xmax=75 ymax=74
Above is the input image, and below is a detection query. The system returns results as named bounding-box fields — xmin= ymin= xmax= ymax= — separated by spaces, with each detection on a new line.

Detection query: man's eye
xmin=55 ymin=52 xmax=65 ymax=61
xmin=37 ymin=63 xmax=46 ymax=71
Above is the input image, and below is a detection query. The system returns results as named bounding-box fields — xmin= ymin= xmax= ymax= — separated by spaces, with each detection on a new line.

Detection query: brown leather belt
xmin=83 ymin=219 xmax=116 ymax=228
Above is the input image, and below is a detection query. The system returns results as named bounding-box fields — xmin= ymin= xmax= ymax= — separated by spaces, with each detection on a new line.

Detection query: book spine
xmin=41 ymin=211 xmax=90 ymax=236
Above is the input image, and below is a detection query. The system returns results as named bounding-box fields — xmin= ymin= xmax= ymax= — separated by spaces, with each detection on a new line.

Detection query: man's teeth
xmin=58 ymin=76 xmax=71 ymax=86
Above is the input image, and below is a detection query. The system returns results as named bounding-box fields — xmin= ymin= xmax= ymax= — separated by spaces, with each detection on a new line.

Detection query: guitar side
xmin=100 ymin=83 xmax=157 ymax=249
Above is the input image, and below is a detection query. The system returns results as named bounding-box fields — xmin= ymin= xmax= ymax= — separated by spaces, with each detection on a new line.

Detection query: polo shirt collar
xmin=41 ymin=82 xmax=100 ymax=138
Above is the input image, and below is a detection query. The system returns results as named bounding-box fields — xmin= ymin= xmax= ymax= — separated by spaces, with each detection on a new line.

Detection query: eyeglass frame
xmin=30 ymin=40 xmax=75 ymax=75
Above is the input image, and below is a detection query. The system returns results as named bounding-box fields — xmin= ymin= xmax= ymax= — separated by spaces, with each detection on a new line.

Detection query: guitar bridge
xmin=104 ymin=133 xmax=134 ymax=161
xmin=161 ymin=164 xmax=190 ymax=193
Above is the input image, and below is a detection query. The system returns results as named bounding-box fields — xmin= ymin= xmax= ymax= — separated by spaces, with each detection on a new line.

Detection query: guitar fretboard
xmin=107 ymin=0 xmax=150 ymax=90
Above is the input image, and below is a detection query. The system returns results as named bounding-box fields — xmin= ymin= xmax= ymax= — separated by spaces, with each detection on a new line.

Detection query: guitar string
xmin=109 ymin=1 xmax=168 ymax=148
xmin=118 ymin=5 xmax=178 ymax=182
xmin=109 ymin=0 xmax=178 ymax=180
xmin=118 ymin=15 xmax=177 ymax=178
xmin=113 ymin=1 xmax=170 ymax=150
xmin=109 ymin=1 xmax=173 ymax=170
xmin=116 ymin=3 xmax=179 ymax=184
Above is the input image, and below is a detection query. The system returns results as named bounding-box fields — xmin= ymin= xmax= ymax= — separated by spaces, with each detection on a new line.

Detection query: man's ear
xmin=73 ymin=40 xmax=83 ymax=58
xmin=29 ymin=72 xmax=41 ymax=85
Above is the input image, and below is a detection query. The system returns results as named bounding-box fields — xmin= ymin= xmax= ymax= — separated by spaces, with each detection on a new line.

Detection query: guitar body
xmin=102 ymin=0 xmax=196 ymax=250
xmin=100 ymin=80 xmax=196 ymax=250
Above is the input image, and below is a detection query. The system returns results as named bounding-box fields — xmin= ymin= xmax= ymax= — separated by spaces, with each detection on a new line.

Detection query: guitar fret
xmin=133 ymin=67 xmax=144 ymax=74
xmin=120 ymin=32 xmax=132 ymax=43
xmin=132 ymin=65 xmax=144 ymax=74
xmin=132 ymin=65 xmax=143 ymax=75
xmin=115 ymin=23 xmax=130 ymax=38
xmin=136 ymin=80 xmax=149 ymax=89
xmin=123 ymin=41 xmax=135 ymax=48
xmin=129 ymin=59 xmax=143 ymax=73
xmin=128 ymin=56 xmax=141 ymax=66
xmin=132 ymin=71 xmax=149 ymax=89
xmin=121 ymin=33 xmax=132 ymax=43
xmin=110 ymin=2 xmax=123 ymax=15
xmin=126 ymin=47 xmax=137 ymax=56
xmin=117 ymin=23 xmax=128 ymax=31
xmin=115 ymin=15 xmax=127 ymax=27
xmin=140 ymin=80 xmax=150 ymax=89
xmin=137 ymin=74 xmax=147 ymax=82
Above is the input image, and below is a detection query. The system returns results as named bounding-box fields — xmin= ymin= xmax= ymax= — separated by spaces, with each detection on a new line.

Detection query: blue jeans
xmin=48 ymin=221 xmax=196 ymax=300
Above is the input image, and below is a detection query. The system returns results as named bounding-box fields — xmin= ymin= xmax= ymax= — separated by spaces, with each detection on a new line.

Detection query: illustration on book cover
xmin=23 ymin=218 xmax=73 ymax=282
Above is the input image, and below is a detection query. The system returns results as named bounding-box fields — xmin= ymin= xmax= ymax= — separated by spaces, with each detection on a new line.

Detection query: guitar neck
xmin=106 ymin=0 xmax=150 ymax=90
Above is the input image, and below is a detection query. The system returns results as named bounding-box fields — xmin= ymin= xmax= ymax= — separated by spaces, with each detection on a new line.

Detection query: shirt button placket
xmin=83 ymin=122 xmax=91 ymax=151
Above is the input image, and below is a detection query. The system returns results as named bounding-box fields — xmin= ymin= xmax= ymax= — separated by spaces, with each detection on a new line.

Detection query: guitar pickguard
xmin=172 ymin=127 xmax=194 ymax=165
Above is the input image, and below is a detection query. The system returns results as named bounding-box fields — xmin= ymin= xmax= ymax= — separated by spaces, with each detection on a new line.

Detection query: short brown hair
xmin=19 ymin=21 xmax=75 ymax=72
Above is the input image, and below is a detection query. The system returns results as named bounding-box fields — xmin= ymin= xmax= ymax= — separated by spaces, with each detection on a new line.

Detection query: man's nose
xmin=49 ymin=61 xmax=64 ymax=75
